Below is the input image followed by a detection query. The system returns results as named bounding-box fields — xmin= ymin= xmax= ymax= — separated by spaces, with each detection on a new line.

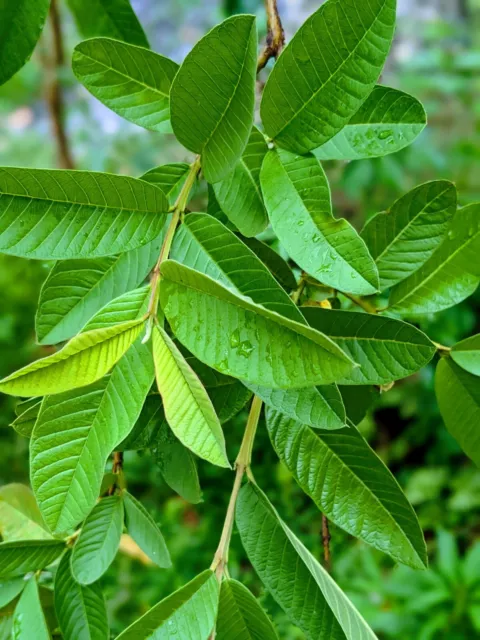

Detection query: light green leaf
xmin=303 ymin=308 xmax=436 ymax=385
xmin=116 ymin=570 xmax=219 ymax=639
xmin=73 ymin=38 xmax=178 ymax=132
xmin=236 ymin=483 xmax=378 ymax=640
xmin=0 ymin=577 xmax=26 ymax=608
xmin=0 ymin=484 xmax=51 ymax=541
xmin=0 ymin=540 xmax=65 ymax=580
xmin=451 ymin=334 xmax=480 ymax=376
xmin=361 ymin=181 xmax=457 ymax=290
xmin=152 ymin=325 xmax=229 ymax=468
xmin=435 ymin=358 xmax=480 ymax=467
xmin=36 ymin=240 xmax=162 ymax=346
xmin=71 ymin=496 xmax=124 ymax=585
xmin=389 ymin=204 xmax=480 ymax=315
xmin=160 ymin=260 xmax=355 ymax=388
xmin=313 ymin=86 xmax=426 ymax=161
xmin=212 ymin=126 xmax=268 ymax=236
xmin=67 ymin=0 xmax=149 ymax=47
xmin=266 ymin=408 xmax=427 ymax=569
xmin=11 ymin=399 xmax=41 ymax=437
xmin=216 ymin=579 xmax=279 ymax=640
xmin=170 ymin=15 xmax=257 ymax=183
xmin=0 ymin=0 xmax=50 ymax=87
xmin=170 ymin=213 xmax=304 ymax=324
xmin=30 ymin=288 xmax=154 ymax=535
xmin=12 ymin=577 xmax=50 ymax=640
xmin=241 ymin=237 xmax=297 ymax=291
xmin=260 ymin=0 xmax=396 ymax=153
xmin=124 ymin=492 xmax=171 ymax=568
xmin=140 ymin=163 xmax=190 ymax=205
xmin=261 ymin=149 xmax=379 ymax=295
xmin=208 ymin=382 xmax=252 ymax=424
xmin=245 ymin=383 xmax=346 ymax=430
xmin=0 ymin=318 xmax=144 ymax=397
xmin=55 ymin=550 xmax=109 ymax=640
xmin=0 ymin=168 xmax=168 ymax=260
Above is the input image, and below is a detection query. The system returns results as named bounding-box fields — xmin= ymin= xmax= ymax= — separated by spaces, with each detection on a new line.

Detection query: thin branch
xmin=108 ymin=451 xmax=124 ymax=496
xmin=342 ymin=291 xmax=378 ymax=314
xmin=322 ymin=514 xmax=332 ymax=572
xmin=257 ymin=0 xmax=285 ymax=72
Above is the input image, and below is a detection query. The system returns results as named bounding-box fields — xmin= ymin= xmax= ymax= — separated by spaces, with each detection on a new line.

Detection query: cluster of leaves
xmin=0 ymin=0 xmax=479 ymax=638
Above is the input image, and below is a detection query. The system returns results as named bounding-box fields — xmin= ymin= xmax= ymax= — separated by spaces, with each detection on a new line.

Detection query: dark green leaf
xmin=0 ymin=577 xmax=26 ymax=608
xmin=0 ymin=540 xmax=65 ymax=580
xmin=124 ymin=492 xmax=171 ymax=568
xmin=208 ymin=382 xmax=252 ymax=424
xmin=170 ymin=15 xmax=257 ymax=183
xmin=119 ymin=394 xmax=164 ymax=450
xmin=339 ymin=385 xmax=379 ymax=425
xmin=451 ymin=334 xmax=480 ymax=377
xmin=12 ymin=577 xmax=49 ymax=640
xmin=10 ymin=399 xmax=41 ymax=438
xmin=240 ymin=237 xmax=297 ymax=291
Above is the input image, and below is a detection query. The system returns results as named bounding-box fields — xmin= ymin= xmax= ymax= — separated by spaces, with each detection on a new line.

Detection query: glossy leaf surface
xmin=451 ymin=334 xmax=480 ymax=376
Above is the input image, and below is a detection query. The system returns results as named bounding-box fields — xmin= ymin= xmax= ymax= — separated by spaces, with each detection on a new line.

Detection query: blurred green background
xmin=0 ymin=1 xmax=479 ymax=638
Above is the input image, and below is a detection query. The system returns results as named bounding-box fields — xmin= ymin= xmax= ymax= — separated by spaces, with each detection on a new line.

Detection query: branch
xmin=257 ymin=0 xmax=285 ymax=72
xmin=108 ymin=451 xmax=124 ymax=496
xmin=322 ymin=514 xmax=332 ymax=572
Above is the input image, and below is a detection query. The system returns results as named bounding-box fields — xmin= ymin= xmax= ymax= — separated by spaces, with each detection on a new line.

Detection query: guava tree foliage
xmin=0 ymin=0 xmax=479 ymax=638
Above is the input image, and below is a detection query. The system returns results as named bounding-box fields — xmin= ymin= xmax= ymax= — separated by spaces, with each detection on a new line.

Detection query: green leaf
xmin=245 ymin=383 xmax=346 ymax=430
xmin=160 ymin=260 xmax=355 ymax=388
xmin=10 ymin=399 xmax=41 ymax=437
xmin=216 ymin=579 xmax=279 ymax=640
xmin=12 ymin=577 xmax=50 ymax=640
xmin=240 ymin=237 xmax=297 ymax=291
xmin=71 ymin=496 xmax=124 ymax=585
xmin=0 ymin=577 xmax=26 ymax=608
xmin=124 ymin=492 xmax=171 ymax=568
xmin=261 ymin=149 xmax=379 ymax=295
xmin=389 ymin=204 xmax=480 ymax=315
xmin=67 ymin=0 xmax=149 ymax=47
xmin=73 ymin=38 xmax=178 ymax=132
xmin=313 ymin=86 xmax=426 ymax=161
xmin=140 ymin=163 xmax=190 ymax=205
xmin=0 ymin=540 xmax=65 ymax=580
xmin=0 ymin=168 xmax=168 ymax=260
xmin=451 ymin=334 xmax=480 ymax=376
xmin=208 ymin=382 xmax=252 ymax=424
xmin=116 ymin=570 xmax=219 ymax=639
xmin=266 ymin=408 xmax=427 ymax=569
xmin=212 ymin=126 xmax=268 ymax=236
xmin=0 ymin=0 xmax=50 ymax=87
xmin=435 ymin=358 xmax=480 ymax=467
xmin=339 ymin=385 xmax=379 ymax=425
xmin=119 ymin=394 xmax=164 ymax=450
xmin=36 ymin=240 xmax=162 ymax=346
xmin=30 ymin=288 xmax=154 ymax=535
xmin=0 ymin=484 xmax=51 ymax=541
xmin=260 ymin=0 xmax=396 ymax=153
xmin=302 ymin=308 xmax=436 ymax=385
xmin=152 ymin=325 xmax=229 ymax=468
xmin=170 ymin=15 xmax=257 ymax=183
xmin=55 ymin=550 xmax=109 ymax=640
xmin=361 ymin=181 xmax=457 ymax=290
xmin=236 ymin=483 xmax=378 ymax=640
xmin=170 ymin=213 xmax=304 ymax=324
xmin=0 ymin=318 xmax=144 ymax=397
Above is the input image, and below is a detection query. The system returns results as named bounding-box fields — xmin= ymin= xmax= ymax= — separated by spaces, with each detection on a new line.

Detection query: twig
xmin=257 ymin=0 xmax=285 ymax=72
xmin=322 ymin=514 xmax=332 ymax=572
xmin=46 ymin=0 xmax=75 ymax=169
xmin=108 ymin=451 xmax=124 ymax=496
xmin=342 ymin=291 xmax=378 ymax=314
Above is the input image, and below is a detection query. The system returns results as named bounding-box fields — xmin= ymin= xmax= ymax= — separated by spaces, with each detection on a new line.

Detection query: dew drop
xmin=230 ymin=328 xmax=240 ymax=348
xmin=378 ymin=129 xmax=393 ymax=140
xmin=238 ymin=340 xmax=254 ymax=357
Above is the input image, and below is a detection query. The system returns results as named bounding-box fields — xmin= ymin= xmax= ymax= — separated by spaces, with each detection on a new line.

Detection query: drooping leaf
xmin=236 ymin=483 xmax=378 ymax=640
xmin=71 ymin=496 xmax=124 ymax=585
xmin=160 ymin=260 xmax=355 ymax=388
xmin=266 ymin=408 xmax=427 ymax=569
xmin=10 ymin=399 xmax=41 ymax=437
xmin=140 ymin=163 xmax=190 ymax=204
xmin=302 ymin=307 xmax=436 ymax=385
xmin=0 ymin=168 xmax=168 ymax=260
xmin=212 ymin=126 xmax=268 ymax=236
xmin=0 ymin=577 xmax=26 ymax=608
xmin=240 ymin=237 xmax=297 ymax=291
xmin=244 ymin=383 xmax=346 ymax=431
xmin=67 ymin=0 xmax=149 ymax=47
xmin=30 ymin=288 xmax=154 ymax=535
xmin=261 ymin=149 xmax=379 ymax=295
xmin=208 ymin=382 xmax=252 ymax=424
xmin=73 ymin=39 xmax=178 ymax=132
xmin=170 ymin=213 xmax=304 ymax=323
xmin=260 ymin=0 xmax=396 ymax=153
xmin=12 ymin=577 xmax=50 ymax=640
xmin=0 ymin=540 xmax=65 ymax=580
xmin=116 ymin=570 xmax=219 ymax=639
xmin=388 ymin=204 xmax=480 ymax=315
xmin=361 ymin=181 xmax=457 ymax=290
xmin=313 ymin=86 xmax=426 ymax=161
xmin=0 ymin=0 xmax=50 ymax=87
xmin=451 ymin=334 xmax=480 ymax=376
xmin=0 ymin=484 xmax=51 ymax=541
xmin=55 ymin=550 xmax=109 ymax=640
xmin=216 ymin=579 xmax=279 ymax=640
xmin=123 ymin=492 xmax=171 ymax=568
xmin=435 ymin=358 xmax=480 ymax=467
xmin=170 ymin=15 xmax=257 ymax=183
xmin=152 ymin=325 xmax=229 ymax=468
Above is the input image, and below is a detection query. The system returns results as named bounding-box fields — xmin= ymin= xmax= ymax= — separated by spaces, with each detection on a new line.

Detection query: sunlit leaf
xmin=124 ymin=492 xmax=171 ymax=568
xmin=451 ymin=334 xmax=480 ymax=376
xmin=0 ymin=484 xmax=51 ymax=541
